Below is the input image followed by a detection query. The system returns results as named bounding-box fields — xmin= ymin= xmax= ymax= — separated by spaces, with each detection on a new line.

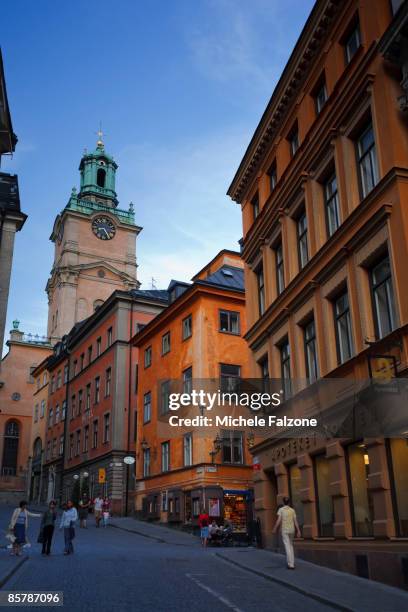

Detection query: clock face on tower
xmin=92 ymin=216 xmax=116 ymax=240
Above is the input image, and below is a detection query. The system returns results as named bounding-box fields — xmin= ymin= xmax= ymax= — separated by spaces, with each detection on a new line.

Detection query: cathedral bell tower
xmin=46 ymin=133 xmax=141 ymax=343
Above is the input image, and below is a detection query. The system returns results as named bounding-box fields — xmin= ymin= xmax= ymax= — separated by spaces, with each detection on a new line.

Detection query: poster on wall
xmin=209 ymin=498 xmax=220 ymax=517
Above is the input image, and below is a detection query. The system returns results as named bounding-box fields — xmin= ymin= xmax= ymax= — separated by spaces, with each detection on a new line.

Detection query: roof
xmin=200 ymin=265 xmax=245 ymax=291
xmin=131 ymin=289 xmax=169 ymax=303
xmin=0 ymin=48 xmax=17 ymax=155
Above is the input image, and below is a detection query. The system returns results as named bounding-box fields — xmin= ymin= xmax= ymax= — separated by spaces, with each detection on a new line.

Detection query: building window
xmin=324 ymin=173 xmax=340 ymax=237
xmin=256 ymin=264 xmax=265 ymax=316
xmin=288 ymin=123 xmax=299 ymax=157
xmin=334 ymin=291 xmax=354 ymax=364
xmin=297 ymin=209 xmax=309 ymax=269
xmin=107 ymin=327 xmax=113 ymax=347
xmin=222 ymin=431 xmax=243 ymax=464
xmin=184 ymin=433 xmax=192 ymax=466
xmin=304 ymin=319 xmax=319 ymax=383
xmin=288 ymin=464 xmax=304 ymax=529
xmin=103 ymin=413 xmax=110 ymax=443
xmin=78 ymin=390 xmax=83 ymax=415
xmin=251 ymin=192 xmax=260 ymax=221
xmin=34 ymin=404 xmax=39 ymax=423
xmin=64 ymin=365 xmax=69 ymax=384
xmin=162 ymin=491 xmax=168 ymax=512
xmin=69 ymin=435 xmax=74 ymax=460
xmin=183 ymin=367 xmax=192 ymax=394
xmin=59 ymin=435 xmax=64 ymax=456
xmin=143 ymin=392 xmax=151 ymax=424
xmin=57 ymin=370 xmax=62 ymax=389
xmin=105 ymin=367 xmax=112 ymax=397
xmin=48 ymin=408 xmax=53 ymax=428
xmin=43 ymin=372 xmax=47 ymax=385
xmin=259 ymin=355 xmax=269 ymax=384
xmin=40 ymin=400 xmax=46 ymax=418
xmin=370 ymin=255 xmax=396 ymax=339
xmin=61 ymin=400 xmax=66 ymax=420
xmin=86 ymin=384 xmax=91 ymax=412
xmin=143 ymin=448 xmax=150 ymax=477
xmin=160 ymin=380 xmax=170 ymax=414
xmin=50 ymin=376 xmax=55 ymax=394
xmin=346 ymin=442 xmax=374 ymax=537
xmin=162 ymin=332 xmax=171 ymax=355
xmin=75 ymin=430 xmax=81 ymax=456
xmin=144 ymin=346 xmax=152 ymax=368
xmin=88 ymin=346 xmax=92 ymax=364
xmin=84 ymin=426 xmax=89 ymax=453
xmin=275 ymin=242 xmax=285 ymax=295
xmin=344 ymin=22 xmax=361 ymax=64
xmin=95 ymin=377 xmax=100 ymax=404
xmin=71 ymin=395 xmax=76 ymax=419
xmin=182 ymin=315 xmax=192 ymax=340
xmin=219 ymin=310 xmax=240 ymax=335
xmin=220 ymin=364 xmax=241 ymax=393
xmin=388 ymin=438 xmax=408 ymax=537
xmin=55 ymin=404 xmax=60 ymax=424
xmin=96 ymin=337 xmax=102 ymax=357
xmin=356 ymin=123 xmax=378 ymax=199
xmin=314 ymin=454 xmax=334 ymax=536
xmin=73 ymin=360 xmax=77 ymax=377
xmin=268 ymin=161 xmax=277 ymax=192
xmin=279 ymin=340 xmax=291 ymax=399
xmin=314 ymin=79 xmax=327 ymax=114
xmin=92 ymin=419 xmax=98 ymax=449
xmin=80 ymin=353 xmax=85 ymax=371
xmin=161 ymin=441 xmax=170 ymax=472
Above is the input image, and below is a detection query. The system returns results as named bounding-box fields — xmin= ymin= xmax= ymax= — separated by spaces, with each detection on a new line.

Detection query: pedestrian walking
xmin=9 ymin=501 xmax=41 ymax=556
xmin=102 ymin=497 xmax=110 ymax=528
xmin=39 ymin=501 xmax=57 ymax=556
xmin=272 ymin=496 xmax=301 ymax=569
xmin=60 ymin=500 xmax=78 ymax=555
xmin=198 ymin=507 xmax=210 ymax=548
xmin=78 ymin=495 xmax=90 ymax=529
xmin=93 ymin=495 xmax=104 ymax=528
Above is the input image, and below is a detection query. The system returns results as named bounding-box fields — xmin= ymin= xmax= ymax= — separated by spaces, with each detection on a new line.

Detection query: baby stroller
xmin=219 ymin=525 xmax=233 ymax=547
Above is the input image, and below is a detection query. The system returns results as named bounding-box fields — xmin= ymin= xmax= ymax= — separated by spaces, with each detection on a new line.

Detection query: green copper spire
xmin=78 ymin=128 xmax=118 ymax=206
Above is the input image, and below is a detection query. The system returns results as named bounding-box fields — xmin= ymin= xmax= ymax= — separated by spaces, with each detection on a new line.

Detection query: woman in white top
xmin=9 ymin=500 xmax=41 ymax=556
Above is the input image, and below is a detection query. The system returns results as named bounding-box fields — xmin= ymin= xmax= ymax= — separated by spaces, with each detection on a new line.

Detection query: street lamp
xmin=209 ymin=433 xmax=223 ymax=464
xmin=123 ymin=455 xmax=136 ymax=518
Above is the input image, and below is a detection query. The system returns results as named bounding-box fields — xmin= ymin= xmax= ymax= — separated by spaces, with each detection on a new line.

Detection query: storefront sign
xmin=368 ymin=354 xmax=397 ymax=387
xmin=98 ymin=468 xmax=106 ymax=484
xmin=253 ymin=456 xmax=261 ymax=471
xmin=206 ymin=466 xmax=217 ymax=472
xmin=269 ymin=436 xmax=317 ymax=463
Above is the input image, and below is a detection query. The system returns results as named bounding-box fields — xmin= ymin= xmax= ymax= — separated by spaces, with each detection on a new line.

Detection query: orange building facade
xmin=42 ymin=289 xmax=168 ymax=514
xmin=228 ymin=0 xmax=408 ymax=588
xmin=132 ymin=251 xmax=254 ymax=534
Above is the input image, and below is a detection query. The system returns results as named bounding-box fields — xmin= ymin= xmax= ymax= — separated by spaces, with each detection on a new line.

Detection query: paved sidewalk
xmin=109 ymin=516 xmax=198 ymax=546
xmin=216 ymin=547 xmax=408 ymax=612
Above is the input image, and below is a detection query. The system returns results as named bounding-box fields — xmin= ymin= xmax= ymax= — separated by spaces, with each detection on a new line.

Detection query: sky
xmin=1 ymin=0 xmax=314 ymax=346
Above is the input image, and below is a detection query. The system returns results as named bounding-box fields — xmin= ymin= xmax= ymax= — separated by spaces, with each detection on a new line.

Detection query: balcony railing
xmin=67 ymin=197 xmax=135 ymax=225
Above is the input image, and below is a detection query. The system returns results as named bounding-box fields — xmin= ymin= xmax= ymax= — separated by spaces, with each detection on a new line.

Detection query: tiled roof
xmin=201 ymin=265 xmax=244 ymax=291
xmin=131 ymin=289 xmax=169 ymax=302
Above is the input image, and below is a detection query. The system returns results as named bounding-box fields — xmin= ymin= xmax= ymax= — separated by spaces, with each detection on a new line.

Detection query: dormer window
xmin=97 ymin=168 xmax=106 ymax=188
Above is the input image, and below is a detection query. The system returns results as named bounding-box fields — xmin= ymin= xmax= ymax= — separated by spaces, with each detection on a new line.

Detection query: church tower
xmin=46 ymin=133 xmax=141 ymax=342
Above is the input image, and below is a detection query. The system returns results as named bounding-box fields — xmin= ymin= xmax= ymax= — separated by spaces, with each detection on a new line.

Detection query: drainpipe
xmin=125 ymin=299 xmax=135 ymax=516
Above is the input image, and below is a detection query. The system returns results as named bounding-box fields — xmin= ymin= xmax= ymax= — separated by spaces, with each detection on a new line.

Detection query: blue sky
xmin=1 ymin=0 xmax=314 ymax=345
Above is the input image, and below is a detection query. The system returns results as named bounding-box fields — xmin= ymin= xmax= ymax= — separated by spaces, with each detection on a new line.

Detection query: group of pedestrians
xmin=7 ymin=494 xmax=112 ymax=557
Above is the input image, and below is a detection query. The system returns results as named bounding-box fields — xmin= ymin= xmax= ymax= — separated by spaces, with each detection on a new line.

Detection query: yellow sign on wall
xmin=98 ymin=468 xmax=106 ymax=484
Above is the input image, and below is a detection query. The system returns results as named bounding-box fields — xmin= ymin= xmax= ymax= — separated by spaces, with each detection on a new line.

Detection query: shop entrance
xmin=223 ymin=490 xmax=252 ymax=534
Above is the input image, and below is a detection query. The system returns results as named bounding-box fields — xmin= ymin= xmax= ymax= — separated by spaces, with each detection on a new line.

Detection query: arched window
xmin=2 ymin=420 xmax=19 ymax=476
xmin=97 ymin=168 xmax=106 ymax=188
xmin=33 ymin=437 xmax=42 ymax=459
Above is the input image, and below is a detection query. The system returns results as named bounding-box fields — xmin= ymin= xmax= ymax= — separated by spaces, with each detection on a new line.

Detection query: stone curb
xmin=109 ymin=523 xmax=166 ymax=543
xmin=0 ymin=556 xmax=28 ymax=588
xmin=216 ymin=552 xmax=356 ymax=612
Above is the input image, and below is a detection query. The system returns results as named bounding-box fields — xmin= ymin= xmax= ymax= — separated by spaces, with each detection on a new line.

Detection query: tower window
xmin=97 ymin=168 xmax=106 ymax=188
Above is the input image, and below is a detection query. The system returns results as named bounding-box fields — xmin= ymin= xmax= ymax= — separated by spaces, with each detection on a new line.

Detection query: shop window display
xmin=223 ymin=492 xmax=247 ymax=533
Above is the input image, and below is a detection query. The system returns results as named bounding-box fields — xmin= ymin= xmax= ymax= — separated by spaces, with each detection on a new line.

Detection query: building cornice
xmin=227 ymin=0 xmax=344 ymax=203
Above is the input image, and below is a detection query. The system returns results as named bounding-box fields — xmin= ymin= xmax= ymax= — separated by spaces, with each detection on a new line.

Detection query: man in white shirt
xmin=272 ymin=496 xmax=301 ymax=569
xmin=93 ymin=496 xmax=104 ymax=528
xmin=60 ymin=500 xmax=78 ymax=555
